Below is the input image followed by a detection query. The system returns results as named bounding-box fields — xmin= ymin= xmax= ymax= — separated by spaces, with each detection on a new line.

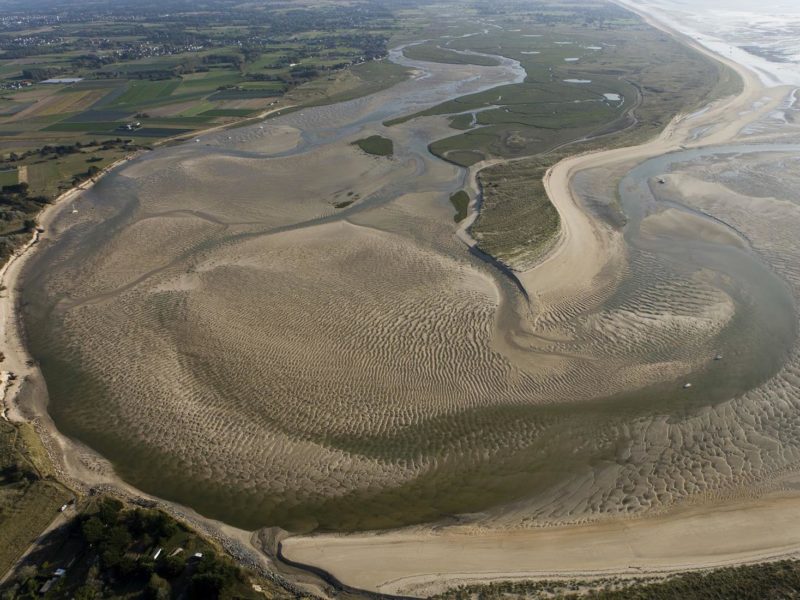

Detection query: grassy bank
xmin=474 ymin=160 xmax=559 ymax=269
xmin=434 ymin=560 xmax=800 ymax=599
xmin=0 ymin=420 xmax=72 ymax=577
xmin=390 ymin=5 xmax=741 ymax=166
xmin=403 ymin=43 xmax=501 ymax=67
xmin=352 ymin=134 xmax=394 ymax=157
xmin=450 ymin=191 xmax=471 ymax=223
xmin=288 ymin=60 xmax=411 ymax=108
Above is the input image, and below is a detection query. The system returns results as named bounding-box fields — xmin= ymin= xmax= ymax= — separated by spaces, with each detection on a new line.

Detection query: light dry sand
xmin=283 ymin=490 xmax=800 ymax=596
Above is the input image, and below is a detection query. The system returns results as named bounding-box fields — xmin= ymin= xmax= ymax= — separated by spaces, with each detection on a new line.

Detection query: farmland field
xmin=106 ymin=80 xmax=180 ymax=107
xmin=0 ymin=168 xmax=18 ymax=187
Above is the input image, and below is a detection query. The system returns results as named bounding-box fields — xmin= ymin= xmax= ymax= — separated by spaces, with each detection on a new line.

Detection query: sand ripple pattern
xmin=20 ymin=89 xmax=800 ymax=531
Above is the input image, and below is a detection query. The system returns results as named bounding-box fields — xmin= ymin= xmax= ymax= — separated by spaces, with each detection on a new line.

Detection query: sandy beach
xmin=282 ymin=491 xmax=800 ymax=597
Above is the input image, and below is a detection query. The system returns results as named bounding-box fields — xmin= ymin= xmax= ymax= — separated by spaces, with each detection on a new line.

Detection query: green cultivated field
xmin=0 ymin=168 xmax=18 ymax=187
xmin=106 ymin=80 xmax=180 ymax=107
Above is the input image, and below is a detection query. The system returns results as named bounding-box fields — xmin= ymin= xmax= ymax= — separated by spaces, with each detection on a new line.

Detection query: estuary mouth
xmin=20 ymin=82 xmax=800 ymax=537
xmin=9 ymin=0 xmax=800 ymax=597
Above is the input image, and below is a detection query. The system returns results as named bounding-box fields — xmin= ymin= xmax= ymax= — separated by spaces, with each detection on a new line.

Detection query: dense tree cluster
xmin=4 ymin=496 xmax=252 ymax=599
